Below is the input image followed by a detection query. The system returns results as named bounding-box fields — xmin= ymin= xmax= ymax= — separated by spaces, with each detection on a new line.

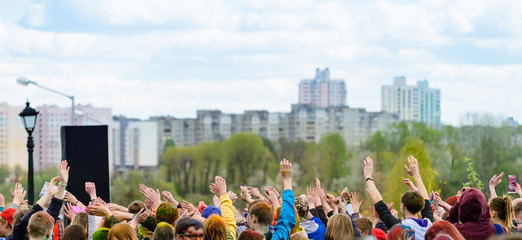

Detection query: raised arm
xmin=272 ymin=159 xmax=296 ymax=240
xmin=210 ymin=176 xmax=237 ymax=240
xmin=489 ymin=172 xmax=503 ymax=199
xmin=364 ymin=157 xmax=383 ymax=204
xmin=404 ymin=155 xmax=428 ymax=199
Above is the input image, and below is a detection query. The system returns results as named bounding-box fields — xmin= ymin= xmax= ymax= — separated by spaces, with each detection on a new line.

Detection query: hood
xmin=300 ymin=220 xmax=319 ymax=233
xmin=458 ymin=188 xmax=491 ymax=223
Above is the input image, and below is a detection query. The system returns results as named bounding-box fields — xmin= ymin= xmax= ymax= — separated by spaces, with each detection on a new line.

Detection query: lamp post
xmin=19 ymin=101 xmax=39 ymax=205
xmin=17 ymin=76 xmax=75 ymax=125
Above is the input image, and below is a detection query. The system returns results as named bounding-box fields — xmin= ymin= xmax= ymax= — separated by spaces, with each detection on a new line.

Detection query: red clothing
xmin=446 ymin=188 xmax=496 ymax=240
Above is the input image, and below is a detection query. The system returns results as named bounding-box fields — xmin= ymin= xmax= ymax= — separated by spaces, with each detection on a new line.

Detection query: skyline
xmin=1 ymin=0 xmax=522 ymax=125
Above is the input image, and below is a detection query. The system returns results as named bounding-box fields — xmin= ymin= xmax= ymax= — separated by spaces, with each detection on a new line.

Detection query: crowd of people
xmin=0 ymin=156 xmax=521 ymax=240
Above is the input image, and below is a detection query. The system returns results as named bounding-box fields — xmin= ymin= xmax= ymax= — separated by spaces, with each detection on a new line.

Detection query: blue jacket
xmin=271 ymin=190 xmax=296 ymax=240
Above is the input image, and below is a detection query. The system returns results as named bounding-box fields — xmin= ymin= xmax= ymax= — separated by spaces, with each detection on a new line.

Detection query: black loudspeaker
xmin=60 ymin=125 xmax=110 ymax=205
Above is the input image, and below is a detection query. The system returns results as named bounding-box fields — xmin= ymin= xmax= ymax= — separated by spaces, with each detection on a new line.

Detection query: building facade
xmin=299 ymin=68 xmax=347 ymax=107
xmin=0 ymin=103 xmax=28 ymax=169
xmin=382 ymin=76 xmax=441 ymax=127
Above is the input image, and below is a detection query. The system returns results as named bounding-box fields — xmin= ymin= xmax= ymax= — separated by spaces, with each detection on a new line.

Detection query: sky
xmin=1 ymin=0 xmax=522 ymax=126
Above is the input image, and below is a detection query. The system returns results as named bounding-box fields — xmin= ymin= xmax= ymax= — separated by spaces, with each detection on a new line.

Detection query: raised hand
xmin=489 ymin=172 xmax=504 ymax=188
xmin=350 ymin=192 xmax=363 ymax=213
xmin=134 ymin=208 xmax=153 ymax=223
xmin=213 ymin=195 xmax=221 ymax=207
xmin=48 ymin=176 xmax=60 ymax=196
xmin=85 ymin=182 xmax=97 ymax=200
xmin=403 ymin=155 xmax=419 ymax=177
xmin=402 ymin=178 xmax=418 ymax=192
xmin=280 ymin=158 xmax=293 ymax=189
xmin=86 ymin=203 xmax=111 ymax=218
xmin=161 ymin=190 xmax=179 ymax=206
xmin=240 ymin=185 xmax=252 ymax=203
xmin=59 ymin=160 xmax=70 ymax=184
xmin=64 ymin=192 xmax=79 ymax=204
xmin=264 ymin=188 xmax=280 ymax=209
xmin=11 ymin=183 xmax=27 ymax=207
xmin=248 ymin=187 xmax=265 ymax=200
xmin=264 ymin=186 xmax=280 ymax=199
xmin=139 ymin=184 xmax=161 ymax=209
xmin=64 ymin=202 xmax=77 ymax=221
xmin=180 ymin=201 xmax=199 ymax=217
xmin=341 ymin=187 xmax=350 ymax=200
xmin=515 ymin=182 xmax=522 ymax=198
xmin=227 ymin=191 xmax=238 ymax=203
xmin=363 ymin=157 xmax=374 ymax=179
xmin=306 ymin=187 xmax=315 ymax=207
xmin=209 ymin=176 xmax=227 ymax=197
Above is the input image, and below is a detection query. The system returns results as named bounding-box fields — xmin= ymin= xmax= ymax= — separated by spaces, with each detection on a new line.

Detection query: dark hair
xmin=175 ymin=217 xmax=203 ymax=236
xmin=353 ymin=218 xmax=373 ymax=235
xmin=128 ymin=201 xmax=146 ymax=214
xmin=152 ymin=222 xmax=175 ymax=240
xmin=62 ymin=224 xmax=87 ymax=240
xmin=401 ymin=191 xmax=425 ymax=214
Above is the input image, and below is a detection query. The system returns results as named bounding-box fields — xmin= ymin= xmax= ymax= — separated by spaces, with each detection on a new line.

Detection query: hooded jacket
xmin=447 ymin=188 xmax=496 ymax=240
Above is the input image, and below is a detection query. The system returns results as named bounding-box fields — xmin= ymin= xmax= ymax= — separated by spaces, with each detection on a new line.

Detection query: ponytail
xmin=503 ymin=196 xmax=514 ymax=231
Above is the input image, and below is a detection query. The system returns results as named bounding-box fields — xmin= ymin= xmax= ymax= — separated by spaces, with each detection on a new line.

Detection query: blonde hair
xmin=290 ymin=231 xmax=309 ymax=240
xmin=490 ymin=196 xmax=515 ymax=231
xmin=72 ymin=212 xmax=89 ymax=235
xmin=325 ymin=214 xmax=354 ymax=240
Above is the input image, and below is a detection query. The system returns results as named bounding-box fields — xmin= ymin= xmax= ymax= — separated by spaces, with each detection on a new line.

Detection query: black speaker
xmin=60 ymin=125 xmax=110 ymax=205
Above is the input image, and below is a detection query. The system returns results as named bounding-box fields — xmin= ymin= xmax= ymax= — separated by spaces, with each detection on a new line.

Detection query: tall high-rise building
xmin=381 ymin=76 xmax=441 ymax=127
xmin=299 ymin=68 xmax=347 ymax=107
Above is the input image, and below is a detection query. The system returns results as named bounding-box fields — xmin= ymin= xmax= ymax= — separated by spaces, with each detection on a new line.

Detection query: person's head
xmin=201 ymin=206 xmax=222 ymax=218
xmin=153 ymin=222 xmax=175 ymax=240
xmin=175 ymin=217 xmax=204 ymax=240
xmin=289 ymin=231 xmax=309 ymax=240
xmin=92 ymin=228 xmax=110 ymax=240
xmin=0 ymin=208 xmax=16 ymax=237
xmin=238 ymin=229 xmax=265 ymax=240
xmin=108 ymin=223 xmax=139 ymax=240
xmin=203 ymin=215 xmax=227 ymax=240
xmin=425 ymin=220 xmax=465 ymax=240
xmin=155 ymin=202 xmax=179 ymax=225
xmin=248 ymin=201 xmax=273 ymax=228
xmin=386 ymin=224 xmax=415 ymax=240
xmin=353 ymin=218 xmax=373 ymax=236
xmin=12 ymin=205 xmax=30 ymax=227
xmin=513 ymin=201 xmax=522 ymax=223
xmin=128 ymin=201 xmax=146 ymax=214
xmin=27 ymin=211 xmax=55 ymax=240
xmin=490 ymin=196 xmax=514 ymax=230
xmin=325 ymin=214 xmax=354 ymax=240
xmin=400 ymin=191 xmax=425 ymax=216
xmin=294 ymin=197 xmax=309 ymax=223
xmin=72 ymin=212 xmax=89 ymax=236
xmin=62 ymin=224 xmax=87 ymax=240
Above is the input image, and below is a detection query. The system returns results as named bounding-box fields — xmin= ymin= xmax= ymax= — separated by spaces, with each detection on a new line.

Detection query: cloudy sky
xmin=1 ymin=0 xmax=522 ymax=125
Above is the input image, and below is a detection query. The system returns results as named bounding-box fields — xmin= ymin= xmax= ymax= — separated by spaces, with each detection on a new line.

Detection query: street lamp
xmin=19 ymin=100 xmax=39 ymax=205
xmin=17 ymin=76 xmax=75 ymax=125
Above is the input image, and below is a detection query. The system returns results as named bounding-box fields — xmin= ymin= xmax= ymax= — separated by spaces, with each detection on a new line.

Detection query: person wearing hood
xmin=364 ymin=156 xmax=434 ymax=240
xmin=446 ymin=187 xmax=496 ymax=239
xmin=295 ymin=196 xmax=326 ymax=240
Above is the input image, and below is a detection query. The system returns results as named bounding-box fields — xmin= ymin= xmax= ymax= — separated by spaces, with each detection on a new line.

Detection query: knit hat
xmin=201 ymin=206 xmax=222 ymax=218
xmin=294 ymin=197 xmax=309 ymax=222
xmin=1 ymin=208 xmax=16 ymax=225
xmin=372 ymin=228 xmax=386 ymax=240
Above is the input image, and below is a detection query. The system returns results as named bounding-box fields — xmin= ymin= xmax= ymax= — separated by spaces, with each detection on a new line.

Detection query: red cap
xmin=372 ymin=228 xmax=387 ymax=240
xmin=1 ymin=208 xmax=16 ymax=225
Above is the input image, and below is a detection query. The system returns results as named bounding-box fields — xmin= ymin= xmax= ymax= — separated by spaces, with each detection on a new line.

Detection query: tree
xmin=225 ymin=133 xmax=271 ymax=187
xmin=318 ymin=133 xmax=347 ymax=188
xmin=383 ymin=137 xmax=438 ymax=216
